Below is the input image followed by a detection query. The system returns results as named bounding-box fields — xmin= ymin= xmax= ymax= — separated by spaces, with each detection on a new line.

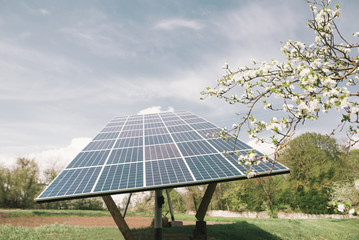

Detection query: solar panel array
xmin=36 ymin=111 xmax=289 ymax=202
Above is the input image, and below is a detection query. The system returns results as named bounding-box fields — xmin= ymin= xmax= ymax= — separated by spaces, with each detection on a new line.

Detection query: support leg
xmin=123 ymin=193 xmax=132 ymax=218
xmin=192 ymin=183 xmax=217 ymax=240
xmin=154 ymin=189 xmax=164 ymax=240
xmin=166 ymin=189 xmax=175 ymax=221
xmin=195 ymin=183 xmax=217 ymax=221
xmin=102 ymin=195 xmax=134 ymax=240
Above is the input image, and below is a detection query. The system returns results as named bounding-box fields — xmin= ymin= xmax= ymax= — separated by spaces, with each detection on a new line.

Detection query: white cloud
xmin=137 ymin=106 xmax=174 ymax=115
xmin=154 ymin=18 xmax=203 ymax=31
xmin=0 ymin=137 xmax=91 ymax=179
xmin=38 ymin=9 xmax=51 ymax=16
xmin=217 ymin=2 xmax=302 ymax=42
xmin=26 ymin=137 xmax=91 ymax=174
xmin=27 ymin=7 xmax=52 ymax=16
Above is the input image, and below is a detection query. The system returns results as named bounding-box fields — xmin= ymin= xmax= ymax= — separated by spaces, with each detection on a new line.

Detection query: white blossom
xmin=248 ymin=152 xmax=257 ymax=161
xmin=247 ymin=171 xmax=256 ymax=179
xmin=338 ymin=203 xmax=345 ymax=212
xmin=283 ymin=104 xmax=294 ymax=112
xmin=352 ymin=105 xmax=359 ymax=114
xmin=300 ymin=68 xmax=311 ymax=77
xmin=322 ymin=77 xmax=336 ymax=87
xmin=309 ymin=99 xmax=320 ymax=112
xmin=341 ymin=97 xmax=350 ymax=109
xmin=298 ymin=102 xmax=310 ymax=115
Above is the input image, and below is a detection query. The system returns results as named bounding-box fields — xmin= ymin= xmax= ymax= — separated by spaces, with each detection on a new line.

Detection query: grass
xmin=0 ymin=224 xmax=124 ymax=240
xmin=0 ymin=209 xmax=153 ymax=218
xmin=1 ymin=219 xmax=358 ymax=240
xmin=1 ymin=209 xmax=358 ymax=240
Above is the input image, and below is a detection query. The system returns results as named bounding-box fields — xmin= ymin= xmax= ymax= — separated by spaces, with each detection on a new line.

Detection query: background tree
xmin=201 ymin=0 xmax=359 ymax=165
xmin=204 ymin=133 xmax=356 ymax=215
xmin=279 ymin=132 xmax=344 ymax=187
xmin=162 ymin=189 xmax=186 ymax=215
xmin=0 ymin=158 xmax=41 ymax=208
xmin=278 ymin=133 xmax=347 ymax=214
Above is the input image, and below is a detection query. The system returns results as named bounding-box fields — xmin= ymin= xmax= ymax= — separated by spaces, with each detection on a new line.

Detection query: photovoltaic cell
xmin=180 ymin=114 xmax=199 ymax=119
xmin=207 ymin=138 xmax=252 ymax=153
xmin=195 ymin=128 xmax=223 ymax=139
xmin=145 ymin=127 xmax=168 ymax=136
xmin=94 ymin=163 xmax=143 ymax=192
xmin=190 ymin=122 xmax=216 ymax=130
xmin=38 ymin=167 xmax=102 ymax=198
xmin=119 ymin=130 xmax=143 ymax=138
xmin=145 ymin=143 xmax=181 ymax=160
xmin=101 ymin=126 xmax=123 ymax=133
xmin=114 ymin=137 xmax=143 ymax=148
xmin=67 ymin=150 xmax=110 ymax=168
xmin=106 ymin=122 xmax=124 ymax=127
xmin=126 ymin=120 xmax=143 ymax=125
xmin=145 ymin=134 xmax=173 ymax=145
xmin=83 ymin=140 xmax=116 ymax=151
xmin=107 ymin=147 xmax=143 ymax=164
xmin=167 ymin=125 xmax=192 ymax=133
xmin=122 ymin=124 xmax=143 ymax=131
xmin=144 ymin=117 xmax=162 ymax=123
xmin=163 ymin=119 xmax=187 ymax=127
xmin=145 ymin=158 xmax=194 ymax=186
xmin=171 ymin=131 xmax=203 ymax=143
xmin=177 ymin=140 xmax=217 ymax=156
xmin=183 ymin=118 xmax=207 ymax=124
xmin=185 ymin=154 xmax=241 ymax=181
xmin=145 ymin=122 xmax=165 ymax=128
xmin=94 ymin=132 xmax=119 ymax=140
xmin=161 ymin=116 xmax=181 ymax=121
xmin=36 ymin=111 xmax=289 ymax=202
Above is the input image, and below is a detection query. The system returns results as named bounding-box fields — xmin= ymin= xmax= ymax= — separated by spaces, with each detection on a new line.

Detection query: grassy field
xmin=1 ymin=209 xmax=358 ymax=240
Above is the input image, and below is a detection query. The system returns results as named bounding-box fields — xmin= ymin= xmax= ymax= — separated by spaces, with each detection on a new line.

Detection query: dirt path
xmin=0 ymin=216 xmax=229 ymax=228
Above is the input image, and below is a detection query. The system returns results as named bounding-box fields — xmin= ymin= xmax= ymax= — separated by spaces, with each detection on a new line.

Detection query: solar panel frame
xmin=36 ymin=111 xmax=290 ymax=203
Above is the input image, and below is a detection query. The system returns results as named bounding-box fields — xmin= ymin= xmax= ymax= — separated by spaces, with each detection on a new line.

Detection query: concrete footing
xmin=191 ymin=220 xmax=207 ymax=240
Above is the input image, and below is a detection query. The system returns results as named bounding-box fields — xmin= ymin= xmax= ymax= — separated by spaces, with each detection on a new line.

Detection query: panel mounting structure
xmin=36 ymin=111 xmax=289 ymax=202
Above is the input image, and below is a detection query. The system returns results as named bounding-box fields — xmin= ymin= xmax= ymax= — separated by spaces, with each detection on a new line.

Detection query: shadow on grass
xmin=207 ymin=221 xmax=281 ymax=240
xmin=132 ymin=221 xmax=281 ymax=240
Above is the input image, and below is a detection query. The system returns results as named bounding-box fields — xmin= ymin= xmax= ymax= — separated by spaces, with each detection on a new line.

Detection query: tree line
xmin=1 ymin=132 xmax=358 ymax=215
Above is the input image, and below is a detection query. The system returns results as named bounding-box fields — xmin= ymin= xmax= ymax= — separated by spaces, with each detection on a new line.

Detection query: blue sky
xmin=1 ymin=0 xmax=358 ymax=171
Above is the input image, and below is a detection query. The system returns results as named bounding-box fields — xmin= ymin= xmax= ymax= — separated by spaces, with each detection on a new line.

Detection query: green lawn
xmin=0 ymin=209 xmax=358 ymax=240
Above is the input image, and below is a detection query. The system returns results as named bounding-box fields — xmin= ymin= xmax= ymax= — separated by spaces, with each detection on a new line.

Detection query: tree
xmin=278 ymin=133 xmax=348 ymax=213
xmin=0 ymin=167 xmax=13 ymax=207
xmin=182 ymin=186 xmax=205 ymax=212
xmin=162 ymin=189 xmax=186 ymax=214
xmin=0 ymin=158 xmax=41 ymax=208
xmin=279 ymin=132 xmax=343 ymax=187
xmin=201 ymin=0 xmax=359 ymax=165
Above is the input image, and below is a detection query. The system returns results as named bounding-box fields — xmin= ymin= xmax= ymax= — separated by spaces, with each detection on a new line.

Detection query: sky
xmin=1 ymin=0 xmax=359 ymax=173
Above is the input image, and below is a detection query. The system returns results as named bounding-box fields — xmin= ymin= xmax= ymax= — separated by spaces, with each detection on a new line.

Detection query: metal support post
xmin=154 ymin=189 xmax=164 ymax=240
xmin=166 ymin=189 xmax=175 ymax=221
xmin=102 ymin=195 xmax=134 ymax=240
xmin=192 ymin=183 xmax=217 ymax=240
xmin=195 ymin=183 xmax=217 ymax=221
xmin=123 ymin=193 xmax=132 ymax=218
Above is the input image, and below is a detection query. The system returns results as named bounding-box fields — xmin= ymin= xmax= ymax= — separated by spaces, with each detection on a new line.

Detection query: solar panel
xmin=36 ymin=111 xmax=289 ymax=202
